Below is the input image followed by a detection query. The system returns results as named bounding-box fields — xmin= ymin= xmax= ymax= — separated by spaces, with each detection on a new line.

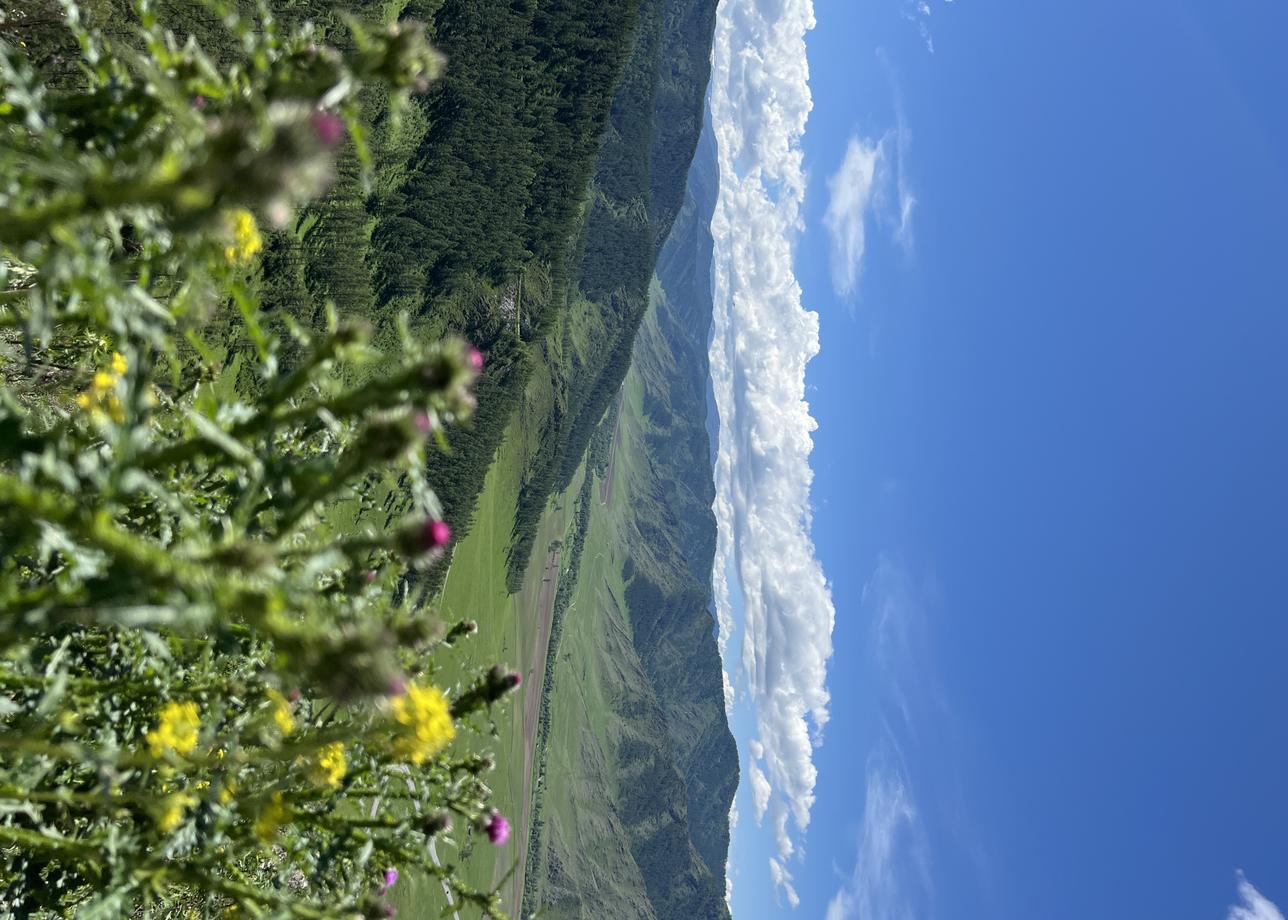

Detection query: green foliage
xmin=503 ymin=0 xmax=718 ymax=592
xmin=0 ymin=6 xmax=522 ymax=916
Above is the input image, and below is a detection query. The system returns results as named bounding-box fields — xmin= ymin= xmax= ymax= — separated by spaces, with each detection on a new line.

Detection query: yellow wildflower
xmin=390 ymin=682 xmax=455 ymax=765
xmin=267 ymin=689 xmax=295 ymax=736
xmin=254 ymin=792 xmax=288 ymax=841
xmin=155 ymin=791 xmax=197 ymax=833
xmin=75 ymin=360 xmax=126 ymax=424
xmin=146 ymin=701 xmax=201 ymax=758
xmin=310 ymin=742 xmax=347 ymax=789
xmin=223 ymin=208 xmax=262 ymax=264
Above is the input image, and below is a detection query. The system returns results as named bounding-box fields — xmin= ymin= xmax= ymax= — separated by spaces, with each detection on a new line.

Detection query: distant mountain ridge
xmin=623 ymin=112 xmax=733 ymax=885
xmin=521 ymin=3 xmax=738 ymax=916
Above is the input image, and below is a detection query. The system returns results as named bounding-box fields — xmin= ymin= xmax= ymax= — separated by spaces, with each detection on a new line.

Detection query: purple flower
xmin=311 ymin=110 xmax=345 ymax=148
xmin=396 ymin=517 xmax=452 ymax=560
xmin=381 ymin=867 xmax=399 ymax=893
xmin=467 ymin=346 xmax=485 ymax=373
xmin=485 ymin=812 xmax=510 ymax=846
xmin=423 ymin=519 xmax=451 ymax=550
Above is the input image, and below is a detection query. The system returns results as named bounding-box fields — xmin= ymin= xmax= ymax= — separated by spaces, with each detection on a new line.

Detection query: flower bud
xmin=444 ymin=619 xmax=478 ymax=645
xmin=333 ymin=320 xmax=371 ymax=348
xmin=357 ymin=411 xmax=430 ymax=464
xmin=421 ymin=811 xmax=453 ymax=836
xmin=488 ymin=664 xmax=522 ymax=694
xmin=418 ymin=352 xmax=457 ymax=390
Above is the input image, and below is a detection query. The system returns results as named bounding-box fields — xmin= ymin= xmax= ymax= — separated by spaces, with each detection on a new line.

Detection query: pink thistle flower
xmin=467 ymin=346 xmax=485 ymax=373
xmin=311 ymin=110 xmax=345 ymax=148
xmin=485 ymin=812 xmax=510 ymax=846
xmin=423 ymin=519 xmax=451 ymax=550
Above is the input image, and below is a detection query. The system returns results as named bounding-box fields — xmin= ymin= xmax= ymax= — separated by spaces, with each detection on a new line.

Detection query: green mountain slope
xmin=522 ymin=112 xmax=736 ymax=919
xmin=503 ymin=0 xmax=720 ymax=592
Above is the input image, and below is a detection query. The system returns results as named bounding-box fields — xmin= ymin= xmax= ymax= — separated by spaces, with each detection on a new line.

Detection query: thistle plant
xmin=0 ymin=4 xmax=517 ymax=916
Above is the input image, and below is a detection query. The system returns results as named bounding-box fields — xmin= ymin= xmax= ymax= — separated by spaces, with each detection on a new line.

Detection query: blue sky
xmin=711 ymin=1 xmax=1288 ymax=917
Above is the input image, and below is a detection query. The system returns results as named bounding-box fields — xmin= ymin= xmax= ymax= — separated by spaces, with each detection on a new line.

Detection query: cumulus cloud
xmin=1230 ymin=874 xmax=1285 ymax=920
xmin=707 ymin=0 xmax=835 ymax=897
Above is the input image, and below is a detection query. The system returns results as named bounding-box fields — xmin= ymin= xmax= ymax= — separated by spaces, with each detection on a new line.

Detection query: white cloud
xmin=708 ymin=0 xmax=835 ymax=898
xmin=826 ymin=756 xmax=922 ymax=920
xmin=902 ymin=0 xmax=955 ymax=52
xmin=1230 ymin=874 xmax=1285 ymax=920
xmin=822 ymin=107 xmax=917 ymax=300
xmin=828 ymin=558 xmax=939 ymax=920
xmin=749 ymin=759 xmax=772 ymax=819
xmin=769 ymin=857 xmax=802 ymax=908
xmin=892 ymin=123 xmax=916 ymax=255
xmin=824 ymin=135 xmax=884 ymax=298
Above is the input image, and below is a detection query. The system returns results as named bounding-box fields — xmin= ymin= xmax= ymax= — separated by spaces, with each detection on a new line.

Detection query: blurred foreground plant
xmin=0 ymin=4 xmax=517 ymax=916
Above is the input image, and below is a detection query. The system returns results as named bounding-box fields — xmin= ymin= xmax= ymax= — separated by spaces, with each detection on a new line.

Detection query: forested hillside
xmin=522 ymin=113 xmax=737 ymax=920
xmin=503 ymin=0 xmax=720 ymax=590
xmin=270 ymin=0 xmax=647 ymax=577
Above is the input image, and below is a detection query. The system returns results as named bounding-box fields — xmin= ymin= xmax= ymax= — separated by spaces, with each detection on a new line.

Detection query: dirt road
xmin=504 ymin=544 xmax=561 ymax=914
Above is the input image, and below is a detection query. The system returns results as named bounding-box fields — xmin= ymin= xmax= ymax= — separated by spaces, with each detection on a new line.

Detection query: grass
xmin=516 ymin=353 xmax=665 ymax=919
xmin=390 ymin=366 xmax=587 ymax=918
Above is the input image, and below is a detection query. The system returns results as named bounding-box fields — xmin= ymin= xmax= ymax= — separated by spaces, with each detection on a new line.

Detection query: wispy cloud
xmin=1230 ymin=874 xmax=1285 ymax=920
xmin=887 ymin=71 xmax=917 ymax=256
xmin=827 ymin=557 xmax=939 ymax=920
xmin=824 ymin=135 xmax=883 ymax=298
xmin=825 ymin=752 xmax=924 ymax=920
xmin=902 ymin=0 xmax=956 ymax=53
xmin=822 ymin=61 xmax=917 ymax=301
xmin=707 ymin=0 xmax=835 ymax=901
xmin=770 ymin=857 xmax=802 ymax=909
